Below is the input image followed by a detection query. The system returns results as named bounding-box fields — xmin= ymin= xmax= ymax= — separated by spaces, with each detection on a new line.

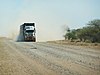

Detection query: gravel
xmin=0 ymin=38 xmax=100 ymax=75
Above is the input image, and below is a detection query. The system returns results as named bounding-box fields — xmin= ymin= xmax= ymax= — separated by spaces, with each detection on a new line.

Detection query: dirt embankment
xmin=0 ymin=38 xmax=100 ymax=75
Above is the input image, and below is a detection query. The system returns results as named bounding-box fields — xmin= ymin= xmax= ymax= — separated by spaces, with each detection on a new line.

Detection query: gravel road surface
xmin=0 ymin=38 xmax=100 ymax=75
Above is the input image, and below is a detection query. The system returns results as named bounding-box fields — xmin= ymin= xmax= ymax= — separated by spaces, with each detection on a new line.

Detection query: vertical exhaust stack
xmin=17 ymin=23 xmax=36 ymax=42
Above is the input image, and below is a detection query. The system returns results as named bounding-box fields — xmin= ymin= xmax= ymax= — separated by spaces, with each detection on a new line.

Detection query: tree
xmin=64 ymin=29 xmax=77 ymax=41
xmin=87 ymin=19 xmax=100 ymax=42
xmin=63 ymin=26 xmax=70 ymax=40
xmin=63 ymin=19 xmax=100 ymax=43
xmin=88 ymin=19 xmax=100 ymax=29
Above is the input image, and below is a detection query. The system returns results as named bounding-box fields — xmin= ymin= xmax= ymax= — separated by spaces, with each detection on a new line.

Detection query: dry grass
xmin=47 ymin=40 xmax=100 ymax=50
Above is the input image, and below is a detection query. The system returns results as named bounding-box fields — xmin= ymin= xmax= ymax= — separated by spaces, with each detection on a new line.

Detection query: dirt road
xmin=0 ymin=38 xmax=100 ymax=75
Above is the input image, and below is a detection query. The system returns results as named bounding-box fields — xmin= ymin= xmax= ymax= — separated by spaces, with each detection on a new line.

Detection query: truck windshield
xmin=26 ymin=30 xmax=34 ymax=33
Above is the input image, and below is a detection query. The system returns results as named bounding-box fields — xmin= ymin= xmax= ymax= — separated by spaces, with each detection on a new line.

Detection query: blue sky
xmin=0 ymin=0 xmax=100 ymax=41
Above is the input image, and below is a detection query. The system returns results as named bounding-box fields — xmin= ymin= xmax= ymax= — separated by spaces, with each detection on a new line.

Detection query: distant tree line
xmin=64 ymin=19 xmax=100 ymax=43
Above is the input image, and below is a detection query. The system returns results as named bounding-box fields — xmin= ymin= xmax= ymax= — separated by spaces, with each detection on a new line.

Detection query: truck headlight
xmin=25 ymin=33 xmax=28 ymax=36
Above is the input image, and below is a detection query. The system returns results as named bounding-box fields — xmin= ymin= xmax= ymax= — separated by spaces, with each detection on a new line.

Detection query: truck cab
xmin=24 ymin=25 xmax=36 ymax=41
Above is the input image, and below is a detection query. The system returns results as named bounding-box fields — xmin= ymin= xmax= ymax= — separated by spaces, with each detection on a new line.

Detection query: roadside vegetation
xmin=64 ymin=19 xmax=100 ymax=43
xmin=47 ymin=19 xmax=100 ymax=50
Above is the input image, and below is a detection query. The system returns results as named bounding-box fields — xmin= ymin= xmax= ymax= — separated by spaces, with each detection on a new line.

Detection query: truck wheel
xmin=33 ymin=38 xmax=36 ymax=42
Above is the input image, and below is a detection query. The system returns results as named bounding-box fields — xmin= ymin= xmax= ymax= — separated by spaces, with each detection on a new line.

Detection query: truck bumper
xmin=25 ymin=37 xmax=36 ymax=42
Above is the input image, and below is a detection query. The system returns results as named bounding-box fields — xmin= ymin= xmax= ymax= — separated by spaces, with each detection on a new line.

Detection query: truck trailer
xmin=18 ymin=23 xmax=36 ymax=42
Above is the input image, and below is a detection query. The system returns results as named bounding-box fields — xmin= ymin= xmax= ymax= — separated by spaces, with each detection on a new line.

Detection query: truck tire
xmin=33 ymin=38 xmax=36 ymax=42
